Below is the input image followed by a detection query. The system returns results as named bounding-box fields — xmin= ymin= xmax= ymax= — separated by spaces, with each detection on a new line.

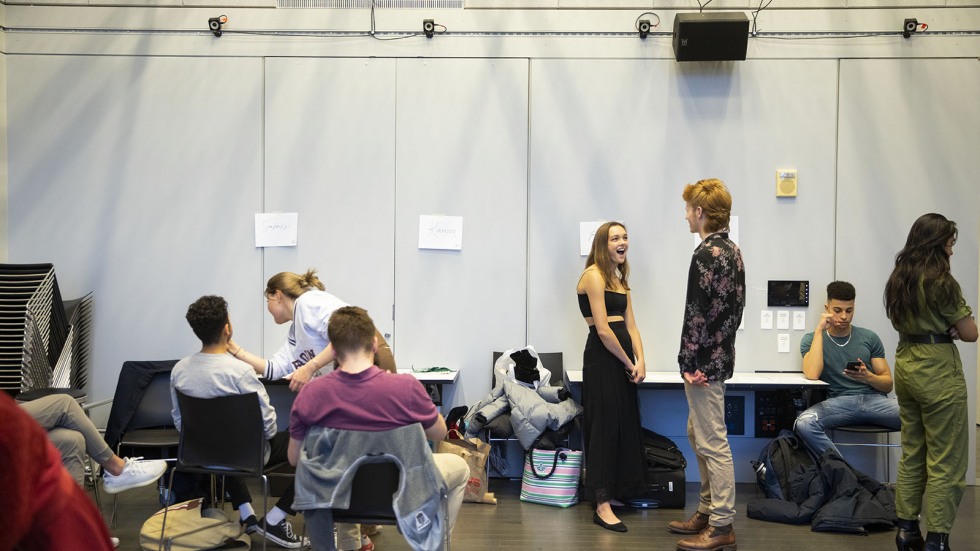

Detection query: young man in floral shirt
xmin=669 ymin=178 xmax=745 ymax=551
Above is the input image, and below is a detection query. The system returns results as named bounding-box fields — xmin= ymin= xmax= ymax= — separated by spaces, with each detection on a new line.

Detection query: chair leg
xmin=110 ymin=494 xmax=118 ymax=529
xmin=261 ymin=475 xmax=269 ymax=551
xmin=85 ymin=457 xmax=103 ymax=514
xmin=158 ymin=468 xmax=178 ymax=551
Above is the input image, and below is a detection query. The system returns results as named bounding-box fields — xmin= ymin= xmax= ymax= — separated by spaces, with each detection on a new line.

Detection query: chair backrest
xmin=175 ymin=390 xmax=266 ymax=475
xmin=128 ymin=370 xmax=176 ymax=430
xmin=492 ymin=350 xmax=565 ymax=388
xmin=332 ymin=460 xmax=401 ymax=522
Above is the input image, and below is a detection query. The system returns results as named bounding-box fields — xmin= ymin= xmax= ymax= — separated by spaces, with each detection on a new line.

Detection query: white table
xmin=566 ymin=370 xmax=827 ymax=390
xmin=401 ymin=369 xmax=460 ymax=384
xmin=400 ymin=369 xmax=459 ymax=405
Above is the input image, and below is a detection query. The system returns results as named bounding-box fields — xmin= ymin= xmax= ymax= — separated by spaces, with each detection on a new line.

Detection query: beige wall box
xmin=776 ymin=169 xmax=798 ymax=197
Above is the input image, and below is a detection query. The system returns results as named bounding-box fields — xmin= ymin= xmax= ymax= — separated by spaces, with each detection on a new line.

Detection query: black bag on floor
xmin=642 ymin=428 xmax=687 ymax=470
xmin=752 ymin=429 xmax=817 ymax=501
xmin=630 ymin=429 xmax=687 ymax=509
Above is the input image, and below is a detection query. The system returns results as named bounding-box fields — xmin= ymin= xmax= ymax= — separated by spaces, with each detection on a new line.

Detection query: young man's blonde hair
xmin=682 ymin=178 xmax=732 ymax=234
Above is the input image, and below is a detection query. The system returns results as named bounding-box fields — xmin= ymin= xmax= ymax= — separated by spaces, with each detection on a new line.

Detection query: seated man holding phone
xmin=794 ymin=281 xmax=900 ymax=457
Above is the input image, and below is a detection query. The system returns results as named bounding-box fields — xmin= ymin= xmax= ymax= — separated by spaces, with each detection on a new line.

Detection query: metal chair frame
xmin=832 ymin=423 xmax=901 ymax=482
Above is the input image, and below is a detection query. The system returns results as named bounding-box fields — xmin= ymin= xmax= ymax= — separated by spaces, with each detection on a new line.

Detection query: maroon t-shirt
xmin=290 ymin=366 xmax=439 ymax=442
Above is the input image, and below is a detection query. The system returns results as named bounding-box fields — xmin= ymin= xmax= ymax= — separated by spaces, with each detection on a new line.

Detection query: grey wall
xmin=4 ymin=5 xmax=979 ymax=483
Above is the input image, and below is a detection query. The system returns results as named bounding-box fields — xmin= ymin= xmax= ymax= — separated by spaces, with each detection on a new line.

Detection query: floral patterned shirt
xmin=678 ymin=231 xmax=746 ymax=381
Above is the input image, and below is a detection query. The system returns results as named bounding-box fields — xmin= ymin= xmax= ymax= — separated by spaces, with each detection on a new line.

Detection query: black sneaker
xmin=240 ymin=514 xmax=259 ymax=535
xmin=255 ymin=517 xmax=308 ymax=548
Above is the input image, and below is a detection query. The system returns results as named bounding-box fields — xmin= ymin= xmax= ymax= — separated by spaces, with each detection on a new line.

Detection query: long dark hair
xmin=884 ymin=213 xmax=960 ymax=323
xmin=585 ymin=221 xmax=630 ymax=291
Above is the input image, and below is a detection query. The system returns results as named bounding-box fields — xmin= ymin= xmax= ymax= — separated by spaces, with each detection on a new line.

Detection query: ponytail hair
xmin=265 ymin=269 xmax=325 ymax=299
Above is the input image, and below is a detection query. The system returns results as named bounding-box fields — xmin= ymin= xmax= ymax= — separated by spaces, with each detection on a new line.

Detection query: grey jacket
xmin=293 ymin=424 xmax=448 ymax=551
xmin=465 ymin=379 xmax=582 ymax=449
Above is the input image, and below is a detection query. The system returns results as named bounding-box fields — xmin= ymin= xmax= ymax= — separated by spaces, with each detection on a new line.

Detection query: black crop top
xmin=577 ymin=291 xmax=628 ymax=318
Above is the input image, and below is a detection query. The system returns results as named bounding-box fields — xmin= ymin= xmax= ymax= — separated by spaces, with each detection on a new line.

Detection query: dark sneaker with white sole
xmin=240 ymin=514 xmax=259 ymax=535
xmin=254 ymin=517 xmax=308 ymax=548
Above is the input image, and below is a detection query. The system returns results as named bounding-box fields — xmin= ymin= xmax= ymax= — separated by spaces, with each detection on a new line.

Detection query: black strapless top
xmin=577 ymin=291 xmax=627 ymax=318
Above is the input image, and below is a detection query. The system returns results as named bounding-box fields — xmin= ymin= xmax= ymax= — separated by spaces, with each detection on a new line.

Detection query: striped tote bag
xmin=519 ymin=448 xmax=582 ymax=507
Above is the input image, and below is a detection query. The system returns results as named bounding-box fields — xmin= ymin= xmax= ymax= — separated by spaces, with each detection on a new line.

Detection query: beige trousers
xmin=685 ymin=380 xmax=736 ymax=526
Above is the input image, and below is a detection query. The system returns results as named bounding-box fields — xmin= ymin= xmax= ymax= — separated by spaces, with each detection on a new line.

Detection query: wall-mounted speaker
xmin=672 ymin=12 xmax=750 ymax=62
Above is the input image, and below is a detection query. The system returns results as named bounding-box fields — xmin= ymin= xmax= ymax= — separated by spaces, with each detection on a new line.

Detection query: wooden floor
xmin=103 ymin=477 xmax=978 ymax=551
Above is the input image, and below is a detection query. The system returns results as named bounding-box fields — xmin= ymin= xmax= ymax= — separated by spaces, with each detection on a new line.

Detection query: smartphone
xmin=844 ymin=361 xmax=861 ymax=373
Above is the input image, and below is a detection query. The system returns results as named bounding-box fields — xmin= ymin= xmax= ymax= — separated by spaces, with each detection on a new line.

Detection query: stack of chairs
xmin=0 ymin=263 xmax=93 ymax=400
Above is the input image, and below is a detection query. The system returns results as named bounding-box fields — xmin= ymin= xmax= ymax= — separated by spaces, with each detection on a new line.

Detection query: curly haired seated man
xmin=171 ymin=295 xmax=307 ymax=549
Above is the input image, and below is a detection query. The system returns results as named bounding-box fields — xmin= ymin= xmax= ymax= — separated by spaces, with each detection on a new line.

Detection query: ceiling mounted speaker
xmin=672 ymin=12 xmax=750 ymax=62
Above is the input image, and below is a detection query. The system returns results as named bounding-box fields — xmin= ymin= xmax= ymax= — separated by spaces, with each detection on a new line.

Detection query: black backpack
xmin=642 ymin=428 xmax=687 ymax=471
xmin=752 ymin=429 xmax=817 ymax=501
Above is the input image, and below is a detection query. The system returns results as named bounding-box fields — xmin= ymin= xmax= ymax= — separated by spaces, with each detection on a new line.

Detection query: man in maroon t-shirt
xmin=288 ymin=306 xmax=468 ymax=551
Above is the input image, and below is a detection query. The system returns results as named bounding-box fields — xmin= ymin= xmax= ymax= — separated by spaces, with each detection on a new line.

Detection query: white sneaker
xmin=102 ymin=457 xmax=167 ymax=494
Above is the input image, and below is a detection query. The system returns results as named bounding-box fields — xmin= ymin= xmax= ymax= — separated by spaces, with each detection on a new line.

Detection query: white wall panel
xmin=393 ymin=58 xmax=529 ymax=407
xmin=262 ymin=58 xmax=397 ymax=356
xmin=528 ymin=58 xmax=839 ymax=379
xmin=7 ymin=55 xmax=265 ymax=401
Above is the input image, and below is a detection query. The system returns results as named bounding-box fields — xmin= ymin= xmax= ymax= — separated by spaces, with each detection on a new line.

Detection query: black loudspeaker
xmin=672 ymin=12 xmax=750 ymax=62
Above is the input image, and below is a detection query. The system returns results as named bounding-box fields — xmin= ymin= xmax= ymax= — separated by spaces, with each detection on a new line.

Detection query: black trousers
xmin=225 ymin=431 xmax=295 ymax=515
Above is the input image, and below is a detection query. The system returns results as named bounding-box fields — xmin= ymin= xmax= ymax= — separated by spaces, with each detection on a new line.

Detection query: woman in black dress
xmin=576 ymin=221 xmax=647 ymax=532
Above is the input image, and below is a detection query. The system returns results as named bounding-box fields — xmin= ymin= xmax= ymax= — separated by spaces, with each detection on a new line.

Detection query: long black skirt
xmin=582 ymin=321 xmax=647 ymax=505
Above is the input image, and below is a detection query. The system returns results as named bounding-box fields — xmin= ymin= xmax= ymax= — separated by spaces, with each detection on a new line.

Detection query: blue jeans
xmin=793 ymin=393 xmax=900 ymax=456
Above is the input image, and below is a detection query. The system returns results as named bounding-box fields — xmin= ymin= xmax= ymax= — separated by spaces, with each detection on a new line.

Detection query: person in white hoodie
xmin=228 ymin=269 xmax=395 ymax=391
xmin=228 ymin=269 xmax=394 ymax=551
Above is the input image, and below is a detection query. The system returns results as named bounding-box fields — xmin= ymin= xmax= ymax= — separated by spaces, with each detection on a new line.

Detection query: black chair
xmin=329 ymin=461 xmax=402 ymax=526
xmin=301 ymin=433 xmax=450 ymax=551
xmin=162 ymin=391 xmax=288 ymax=551
xmin=485 ymin=351 xmax=565 ymax=478
xmin=111 ymin=369 xmax=180 ymax=527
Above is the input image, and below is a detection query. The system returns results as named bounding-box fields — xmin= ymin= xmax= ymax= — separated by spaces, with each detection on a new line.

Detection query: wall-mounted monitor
xmin=767 ymin=280 xmax=809 ymax=307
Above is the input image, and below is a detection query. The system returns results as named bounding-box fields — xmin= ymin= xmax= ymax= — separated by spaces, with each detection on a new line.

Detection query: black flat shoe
xmin=593 ymin=512 xmax=628 ymax=533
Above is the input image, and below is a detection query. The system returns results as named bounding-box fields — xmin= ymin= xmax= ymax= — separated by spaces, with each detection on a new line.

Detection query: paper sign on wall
xmin=777 ymin=333 xmax=791 ymax=353
xmin=255 ymin=213 xmax=298 ymax=248
xmin=580 ymin=221 xmax=605 ymax=256
xmin=418 ymin=215 xmax=463 ymax=250
xmin=793 ymin=311 xmax=807 ymax=330
xmin=776 ymin=310 xmax=790 ymax=330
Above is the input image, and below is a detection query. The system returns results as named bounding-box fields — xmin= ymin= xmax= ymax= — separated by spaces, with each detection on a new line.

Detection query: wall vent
xmin=277 ymin=0 xmax=463 ymax=8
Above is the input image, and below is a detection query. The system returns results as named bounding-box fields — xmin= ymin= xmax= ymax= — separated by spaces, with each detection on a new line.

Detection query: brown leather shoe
xmin=668 ymin=511 xmax=710 ymax=534
xmin=676 ymin=525 xmax=737 ymax=551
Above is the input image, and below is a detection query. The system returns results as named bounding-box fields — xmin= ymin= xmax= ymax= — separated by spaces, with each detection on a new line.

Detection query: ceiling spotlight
xmin=208 ymin=15 xmax=227 ymax=38
xmin=638 ymin=19 xmax=651 ymax=39
xmin=423 ymin=19 xmax=436 ymax=39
